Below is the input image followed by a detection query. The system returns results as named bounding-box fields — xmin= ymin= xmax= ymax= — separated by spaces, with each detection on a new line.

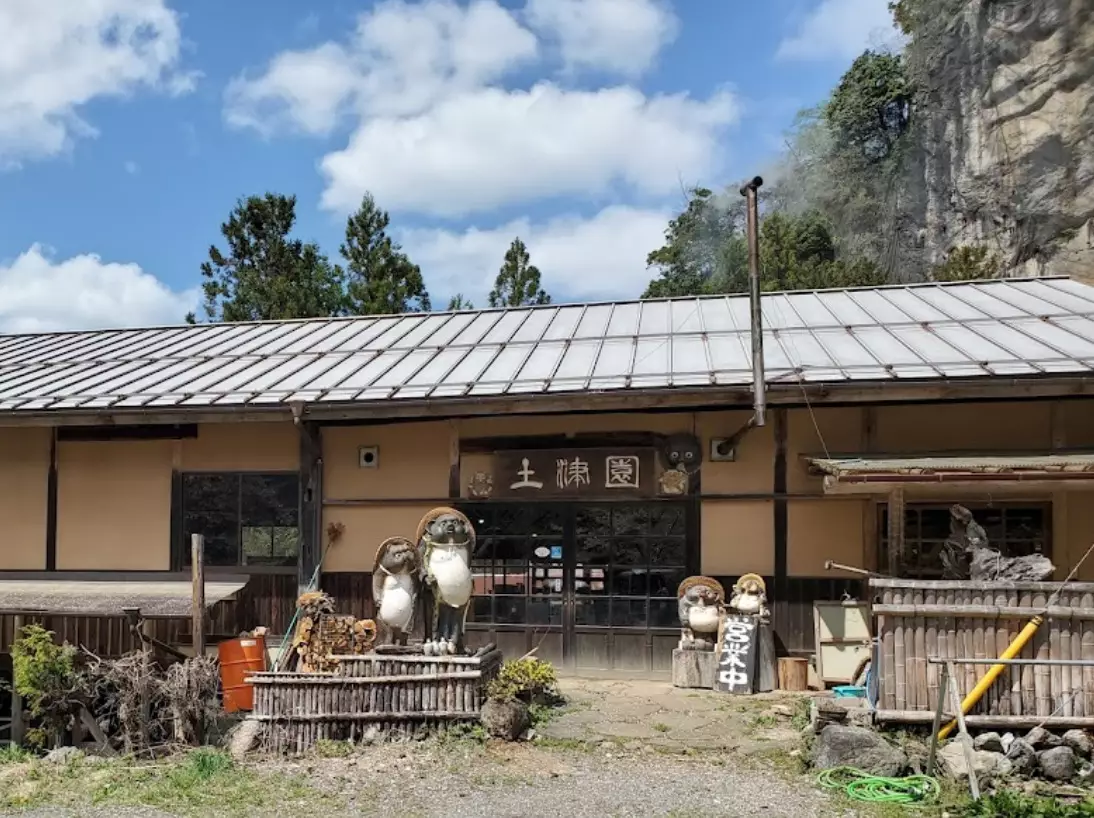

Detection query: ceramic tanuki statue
xmin=728 ymin=573 xmax=769 ymax=621
xmin=372 ymin=536 xmax=420 ymax=646
xmin=677 ymin=576 xmax=725 ymax=651
xmin=416 ymin=507 xmax=476 ymax=656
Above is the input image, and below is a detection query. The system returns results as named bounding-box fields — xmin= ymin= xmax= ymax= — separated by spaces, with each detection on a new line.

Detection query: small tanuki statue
xmin=372 ymin=536 xmax=420 ymax=646
xmin=677 ymin=576 xmax=725 ymax=651
xmin=416 ymin=507 xmax=476 ymax=656
xmin=728 ymin=573 xmax=770 ymax=622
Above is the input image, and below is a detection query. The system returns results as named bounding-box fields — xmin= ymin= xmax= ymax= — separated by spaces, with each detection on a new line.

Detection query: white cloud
xmin=0 ymin=245 xmax=198 ymax=333
xmin=0 ymin=0 xmax=194 ymax=166
xmin=404 ymin=205 xmax=670 ymax=303
xmin=777 ymin=0 xmax=899 ymax=62
xmin=227 ymin=0 xmax=732 ymax=218
xmin=225 ymin=0 xmax=538 ymax=135
xmin=124 ymin=160 xmax=139 ymax=175
xmin=525 ymin=0 xmax=678 ymax=77
xmin=321 ymin=83 xmax=736 ymax=217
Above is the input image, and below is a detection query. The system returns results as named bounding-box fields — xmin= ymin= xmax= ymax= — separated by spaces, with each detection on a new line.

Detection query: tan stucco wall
xmin=0 ymin=427 xmax=49 ymax=569
xmin=324 ymin=422 xmax=452 ymax=500
xmin=787 ymin=407 xmax=865 ymax=494
xmin=702 ymin=500 xmax=773 ymax=576
xmin=788 ymin=499 xmax=867 ymax=576
xmin=322 ymin=504 xmax=438 ymax=572
xmin=56 ymin=440 xmax=173 ymax=570
xmin=182 ymin=422 xmax=298 ymax=471
xmin=874 ymin=401 xmax=1052 ymax=452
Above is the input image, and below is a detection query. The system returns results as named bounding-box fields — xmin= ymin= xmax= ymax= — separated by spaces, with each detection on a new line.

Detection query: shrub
xmin=486 ymin=658 xmax=558 ymax=704
xmin=11 ymin=625 xmax=80 ymax=748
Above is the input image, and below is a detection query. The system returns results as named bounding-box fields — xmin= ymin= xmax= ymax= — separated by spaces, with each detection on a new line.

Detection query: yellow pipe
xmin=937 ymin=615 xmax=1043 ymax=741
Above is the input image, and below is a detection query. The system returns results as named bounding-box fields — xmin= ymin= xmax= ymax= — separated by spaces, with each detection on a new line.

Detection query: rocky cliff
xmin=915 ymin=0 xmax=1094 ymax=279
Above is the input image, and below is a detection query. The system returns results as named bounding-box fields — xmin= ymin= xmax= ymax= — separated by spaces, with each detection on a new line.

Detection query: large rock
xmin=1063 ymin=729 xmax=1093 ymax=759
xmin=937 ymin=741 xmax=1011 ymax=781
xmin=916 ymin=0 xmax=1094 ymax=280
xmin=811 ymin=725 xmax=907 ymax=777
xmin=974 ymin=732 xmax=1004 ymax=753
xmin=1025 ymin=726 xmax=1064 ymax=750
xmin=481 ymin=698 xmax=531 ymax=741
xmin=1038 ymin=746 xmax=1076 ymax=781
xmin=1006 ymin=738 xmax=1037 ymax=776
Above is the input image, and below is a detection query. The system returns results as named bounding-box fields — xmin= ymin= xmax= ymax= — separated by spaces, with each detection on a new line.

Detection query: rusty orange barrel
xmin=218 ymin=635 xmax=267 ymax=713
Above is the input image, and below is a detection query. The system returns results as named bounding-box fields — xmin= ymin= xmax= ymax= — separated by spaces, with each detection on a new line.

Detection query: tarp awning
xmin=807 ymin=453 xmax=1094 ymax=493
xmin=0 ymin=574 xmax=248 ymax=618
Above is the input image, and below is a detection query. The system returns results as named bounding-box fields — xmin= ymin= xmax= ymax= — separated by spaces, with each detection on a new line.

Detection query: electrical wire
xmin=817 ymin=766 xmax=941 ymax=806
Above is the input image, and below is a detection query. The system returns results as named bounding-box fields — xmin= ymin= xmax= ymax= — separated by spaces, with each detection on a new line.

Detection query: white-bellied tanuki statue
xmin=729 ymin=573 xmax=769 ymax=621
xmin=677 ymin=576 xmax=725 ymax=651
xmin=417 ymin=507 xmax=476 ymax=656
xmin=372 ymin=536 xmax=420 ymax=646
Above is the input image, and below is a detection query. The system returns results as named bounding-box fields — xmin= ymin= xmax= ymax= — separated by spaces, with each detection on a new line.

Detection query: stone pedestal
xmin=672 ymin=648 xmax=717 ymax=689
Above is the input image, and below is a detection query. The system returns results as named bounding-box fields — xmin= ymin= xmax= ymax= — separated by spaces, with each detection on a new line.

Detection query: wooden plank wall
xmin=872 ymin=578 xmax=1094 ymax=719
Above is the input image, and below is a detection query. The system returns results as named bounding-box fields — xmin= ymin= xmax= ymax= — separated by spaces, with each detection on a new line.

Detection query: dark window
xmin=181 ymin=473 xmax=300 ymax=567
xmin=879 ymin=502 xmax=1051 ymax=579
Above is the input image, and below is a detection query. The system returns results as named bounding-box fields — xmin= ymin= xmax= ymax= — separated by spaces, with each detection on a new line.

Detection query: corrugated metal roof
xmin=808 ymin=454 xmax=1094 ymax=476
xmin=0 ymin=577 xmax=247 ymax=617
xmin=0 ymin=277 xmax=1093 ymax=414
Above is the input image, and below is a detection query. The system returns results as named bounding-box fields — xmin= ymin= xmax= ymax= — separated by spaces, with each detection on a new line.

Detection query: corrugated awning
xmin=0 ymin=575 xmax=248 ymax=618
xmin=807 ymin=453 xmax=1094 ymax=493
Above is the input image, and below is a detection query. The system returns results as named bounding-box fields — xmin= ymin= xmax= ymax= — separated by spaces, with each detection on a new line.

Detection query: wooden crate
xmin=871 ymin=578 xmax=1094 ymax=728
xmin=248 ymin=649 xmax=502 ymax=754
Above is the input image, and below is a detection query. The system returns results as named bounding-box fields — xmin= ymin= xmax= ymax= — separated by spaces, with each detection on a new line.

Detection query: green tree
xmin=447 ymin=294 xmax=474 ymax=310
xmin=489 ymin=238 xmax=550 ymax=307
xmin=643 ymin=188 xmax=750 ymax=298
xmin=760 ymin=210 xmax=886 ymax=290
xmin=342 ymin=193 xmax=431 ymax=315
xmin=641 ymin=194 xmax=885 ymax=298
xmin=196 ymin=193 xmax=348 ymax=322
xmin=930 ymin=245 xmax=1000 ymax=282
xmin=825 ymin=51 xmax=913 ymax=163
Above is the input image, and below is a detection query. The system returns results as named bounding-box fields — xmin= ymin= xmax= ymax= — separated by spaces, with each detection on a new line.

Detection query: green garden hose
xmin=818 ymin=766 xmax=941 ymax=806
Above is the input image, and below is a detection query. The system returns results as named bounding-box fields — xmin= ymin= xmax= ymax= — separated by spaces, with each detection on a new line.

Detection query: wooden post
xmin=298 ymin=421 xmax=322 ymax=599
xmin=140 ymin=615 xmax=152 ymax=751
xmin=10 ymin=614 xmax=23 ymax=747
xmin=887 ymin=487 xmax=905 ymax=577
xmin=947 ymin=660 xmax=980 ymax=801
xmin=191 ymin=534 xmax=205 ymax=659
xmin=926 ymin=662 xmax=948 ymax=776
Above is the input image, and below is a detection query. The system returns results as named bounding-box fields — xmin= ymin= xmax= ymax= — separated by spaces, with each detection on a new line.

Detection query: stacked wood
xmin=871 ymin=578 xmax=1094 ymax=728
xmin=249 ymin=649 xmax=503 ymax=754
xmin=287 ymin=591 xmax=377 ymax=673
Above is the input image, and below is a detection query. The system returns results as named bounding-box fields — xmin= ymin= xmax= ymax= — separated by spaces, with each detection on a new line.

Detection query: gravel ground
xmin=0 ymin=742 xmax=854 ymax=818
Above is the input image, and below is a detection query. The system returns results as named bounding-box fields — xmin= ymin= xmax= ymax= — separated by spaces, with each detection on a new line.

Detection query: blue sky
xmin=0 ymin=0 xmax=897 ymax=332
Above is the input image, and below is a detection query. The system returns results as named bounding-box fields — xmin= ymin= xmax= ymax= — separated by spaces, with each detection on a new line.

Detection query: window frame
xmin=878 ymin=500 xmax=1053 ymax=580
xmin=173 ymin=469 xmax=301 ymax=574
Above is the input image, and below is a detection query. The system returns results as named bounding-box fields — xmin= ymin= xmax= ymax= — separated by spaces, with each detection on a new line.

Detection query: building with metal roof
xmin=1 ymin=278 xmax=1094 ymax=685
xmin=0 ymin=276 xmax=1092 ymax=423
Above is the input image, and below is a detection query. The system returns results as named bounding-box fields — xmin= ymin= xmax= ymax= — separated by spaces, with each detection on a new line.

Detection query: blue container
xmin=833 ymin=685 xmax=867 ymax=698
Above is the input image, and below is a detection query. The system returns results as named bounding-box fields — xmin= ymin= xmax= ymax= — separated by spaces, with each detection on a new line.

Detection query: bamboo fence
xmin=871 ymin=578 xmax=1094 ymax=728
xmin=248 ymin=649 xmax=502 ymax=754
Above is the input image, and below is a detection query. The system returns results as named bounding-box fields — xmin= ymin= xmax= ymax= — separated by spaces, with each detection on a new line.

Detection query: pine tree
xmin=488 ymin=238 xmax=550 ymax=307
xmin=342 ymin=193 xmax=431 ymax=315
xmin=447 ymin=294 xmax=474 ymax=310
xmin=197 ymin=193 xmax=347 ymax=322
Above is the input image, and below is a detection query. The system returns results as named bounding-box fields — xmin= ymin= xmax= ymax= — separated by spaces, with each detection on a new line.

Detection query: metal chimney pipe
xmin=740 ymin=175 xmax=766 ymax=427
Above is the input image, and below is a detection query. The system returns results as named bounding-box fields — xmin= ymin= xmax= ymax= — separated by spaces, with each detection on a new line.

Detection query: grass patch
xmin=0 ymin=745 xmax=33 ymax=764
xmin=652 ymin=722 xmax=670 ymax=733
xmin=0 ymin=748 xmax=341 ymax=816
xmin=750 ymin=714 xmax=779 ymax=730
xmin=314 ymin=739 xmax=353 ymax=758
xmin=438 ymin=722 xmax=488 ymax=746
xmin=789 ymin=697 xmax=812 ymax=732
